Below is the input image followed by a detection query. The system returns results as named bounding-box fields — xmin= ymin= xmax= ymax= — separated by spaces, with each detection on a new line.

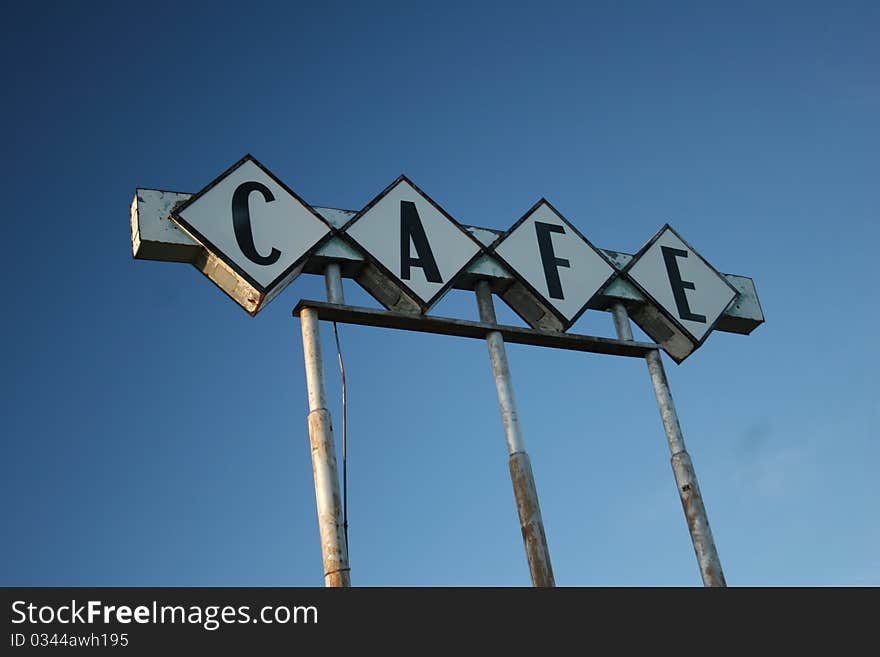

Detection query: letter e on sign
xmin=622 ymin=224 xmax=738 ymax=362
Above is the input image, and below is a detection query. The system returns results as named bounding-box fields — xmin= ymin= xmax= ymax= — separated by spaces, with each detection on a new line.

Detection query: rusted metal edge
xmin=292 ymin=300 xmax=659 ymax=358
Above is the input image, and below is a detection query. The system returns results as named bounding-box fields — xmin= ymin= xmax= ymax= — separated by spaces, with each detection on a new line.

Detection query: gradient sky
xmin=2 ymin=1 xmax=877 ymax=586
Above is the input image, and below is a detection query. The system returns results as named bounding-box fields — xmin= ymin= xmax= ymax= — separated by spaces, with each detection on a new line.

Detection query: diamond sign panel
xmin=623 ymin=224 xmax=738 ymax=361
xmin=171 ymin=155 xmax=332 ymax=314
xmin=342 ymin=176 xmax=484 ymax=312
xmin=490 ymin=199 xmax=617 ymax=330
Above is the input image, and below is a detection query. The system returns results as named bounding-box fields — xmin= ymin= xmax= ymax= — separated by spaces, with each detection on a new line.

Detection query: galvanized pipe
xmin=611 ymin=302 xmax=634 ymax=341
xmin=475 ymin=284 xmax=525 ymax=455
xmin=300 ymin=268 xmax=350 ymax=587
xmin=324 ymin=262 xmax=344 ymax=305
xmin=645 ymin=349 xmax=686 ymax=457
xmin=610 ymin=302 xmax=726 ymax=587
xmin=475 ymin=280 xmax=555 ymax=587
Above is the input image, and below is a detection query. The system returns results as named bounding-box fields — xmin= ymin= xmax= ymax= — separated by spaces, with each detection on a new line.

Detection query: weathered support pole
xmin=324 ymin=262 xmax=344 ymax=305
xmin=475 ymin=280 xmax=555 ymax=587
xmin=300 ymin=263 xmax=350 ymax=587
xmin=611 ymin=302 xmax=726 ymax=587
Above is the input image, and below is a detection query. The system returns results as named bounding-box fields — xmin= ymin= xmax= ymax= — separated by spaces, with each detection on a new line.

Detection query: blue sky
xmin=1 ymin=1 xmax=877 ymax=586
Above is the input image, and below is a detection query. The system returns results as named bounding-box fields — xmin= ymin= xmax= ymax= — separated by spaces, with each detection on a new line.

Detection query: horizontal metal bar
xmin=292 ymin=300 xmax=660 ymax=358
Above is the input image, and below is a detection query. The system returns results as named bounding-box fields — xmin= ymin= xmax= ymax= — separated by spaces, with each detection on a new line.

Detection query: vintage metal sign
xmin=170 ymin=155 xmax=333 ymax=314
xmin=622 ymin=225 xmax=739 ymax=362
xmin=131 ymin=154 xmax=761 ymax=361
xmin=343 ymin=176 xmax=484 ymax=312
xmin=490 ymin=199 xmax=617 ymax=330
xmin=130 ymin=153 xmax=764 ymax=589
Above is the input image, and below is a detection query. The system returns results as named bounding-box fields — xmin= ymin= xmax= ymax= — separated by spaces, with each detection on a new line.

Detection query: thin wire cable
xmin=332 ymin=320 xmax=349 ymax=553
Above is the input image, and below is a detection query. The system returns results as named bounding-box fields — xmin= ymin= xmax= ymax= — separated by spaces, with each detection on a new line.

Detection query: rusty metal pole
xmin=611 ymin=302 xmax=726 ymax=587
xmin=475 ymin=280 xmax=555 ymax=587
xmin=300 ymin=262 xmax=350 ymax=587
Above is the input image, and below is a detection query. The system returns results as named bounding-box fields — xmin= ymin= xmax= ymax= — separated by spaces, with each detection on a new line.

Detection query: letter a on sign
xmin=622 ymin=224 xmax=738 ymax=362
xmin=342 ymin=176 xmax=484 ymax=312
xmin=490 ymin=199 xmax=617 ymax=330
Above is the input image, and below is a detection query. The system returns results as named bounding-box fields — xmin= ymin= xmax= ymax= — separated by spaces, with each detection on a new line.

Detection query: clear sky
xmin=2 ymin=1 xmax=877 ymax=586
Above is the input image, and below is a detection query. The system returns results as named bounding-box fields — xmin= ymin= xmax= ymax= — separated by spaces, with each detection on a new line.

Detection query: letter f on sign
xmin=535 ymin=222 xmax=570 ymax=299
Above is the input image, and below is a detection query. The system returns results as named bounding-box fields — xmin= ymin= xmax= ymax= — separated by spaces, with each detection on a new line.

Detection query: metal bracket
xmin=292 ymin=300 xmax=659 ymax=358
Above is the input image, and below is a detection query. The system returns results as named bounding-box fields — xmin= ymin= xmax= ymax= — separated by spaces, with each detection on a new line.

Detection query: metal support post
xmin=324 ymin=262 xmax=344 ymax=305
xmin=610 ymin=302 xmax=726 ymax=587
xmin=300 ymin=263 xmax=350 ymax=587
xmin=475 ymin=280 xmax=555 ymax=587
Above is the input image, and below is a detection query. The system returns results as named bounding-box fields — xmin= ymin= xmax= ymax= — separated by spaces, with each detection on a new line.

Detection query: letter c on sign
xmin=232 ymin=181 xmax=282 ymax=266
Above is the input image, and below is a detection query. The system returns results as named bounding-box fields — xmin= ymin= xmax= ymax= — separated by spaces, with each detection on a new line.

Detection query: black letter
xmin=534 ymin=222 xmax=570 ymax=299
xmin=400 ymin=201 xmax=442 ymax=283
xmin=661 ymin=246 xmax=706 ymax=323
xmin=231 ymin=181 xmax=282 ymax=266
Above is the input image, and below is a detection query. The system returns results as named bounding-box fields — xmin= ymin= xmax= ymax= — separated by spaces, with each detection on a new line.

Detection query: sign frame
xmin=339 ymin=174 xmax=489 ymax=313
xmin=488 ymin=198 xmax=619 ymax=331
xmin=619 ymin=223 xmax=740 ymax=358
xmin=170 ymin=154 xmax=335 ymax=299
